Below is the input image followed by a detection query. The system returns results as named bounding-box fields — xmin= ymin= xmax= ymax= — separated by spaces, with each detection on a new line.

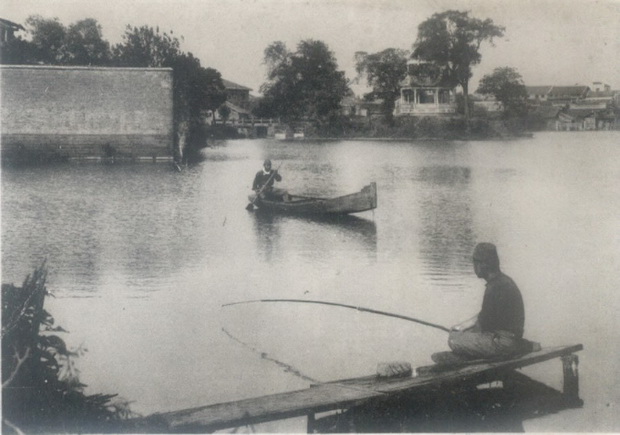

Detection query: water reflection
xmin=251 ymin=211 xmax=377 ymax=263
xmin=416 ymin=166 xmax=475 ymax=286
xmin=251 ymin=211 xmax=283 ymax=262
xmin=1 ymin=164 xmax=205 ymax=295
xmin=314 ymin=214 xmax=377 ymax=249
xmin=302 ymin=214 xmax=378 ymax=261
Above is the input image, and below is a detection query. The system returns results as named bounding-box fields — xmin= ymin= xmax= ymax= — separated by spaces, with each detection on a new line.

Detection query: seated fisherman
xmin=377 ymin=243 xmax=540 ymax=377
xmin=432 ymin=242 xmax=538 ymax=364
xmin=252 ymin=159 xmax=288 ymax=201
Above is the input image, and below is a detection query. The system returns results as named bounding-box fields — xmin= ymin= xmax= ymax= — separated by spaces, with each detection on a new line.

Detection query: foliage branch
xmin=257 ymin=39 xmax=350 ymax=129
xmin=354 ymin=48 xmax=409 ymax=125
xmin=2 ymin=263 xmax=132 ymax=434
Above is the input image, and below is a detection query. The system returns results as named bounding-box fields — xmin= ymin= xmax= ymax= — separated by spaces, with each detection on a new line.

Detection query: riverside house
xmin=394 ymin=59 xmax=457 ymax=117
xmin=206 ymin=79 xmax=253 ymax=125
xmin=222 ymin=79 xmax=252 ymax=110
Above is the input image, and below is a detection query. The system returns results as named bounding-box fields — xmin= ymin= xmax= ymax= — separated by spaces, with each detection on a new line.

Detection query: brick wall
xmin=0 ymin=65 xmax=173 ymax=160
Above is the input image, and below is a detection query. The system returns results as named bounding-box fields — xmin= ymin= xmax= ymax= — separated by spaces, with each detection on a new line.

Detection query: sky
xmin=2 ymin=0 xmax=619 ymax=96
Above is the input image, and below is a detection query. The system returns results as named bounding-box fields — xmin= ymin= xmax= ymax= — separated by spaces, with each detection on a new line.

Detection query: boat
xmin=250 ymin=182 xmax=377 ymax=215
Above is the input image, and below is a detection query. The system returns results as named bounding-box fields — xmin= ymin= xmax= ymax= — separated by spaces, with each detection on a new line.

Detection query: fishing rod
xmin=222 ymin=299 xmax=450 ymax=333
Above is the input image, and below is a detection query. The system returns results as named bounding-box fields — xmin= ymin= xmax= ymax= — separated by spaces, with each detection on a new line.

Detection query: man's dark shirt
xmin=478 ymin=272 xmax=524 ymax=338
xmin=253 ymin=170 xmax=282 ymax=191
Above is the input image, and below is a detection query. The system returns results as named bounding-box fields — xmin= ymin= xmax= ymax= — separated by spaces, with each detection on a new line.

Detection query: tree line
xmin=256 ymin=10 xmax=527 ymax=132
xmin=2 ymin=11 xmax=529 ymax=148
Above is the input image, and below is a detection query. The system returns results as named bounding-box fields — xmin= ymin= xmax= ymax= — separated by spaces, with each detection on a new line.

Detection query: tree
xmin=63 ymin=19 xmax=111 ymax=66
xmin=263 ymin=41 xmax=289 ymax=77
xmin=259 ymin=40 xmax=350 ymax=126
xmin=112 ymin=25 xmax=181 ymax=68
xmin=18 ymin=16 xmax=111 ymax=66
xmin=355 ymin=48 xmax=409 ymax=125
xmin=477 ymin=67 xmax=528 ymax=118
xmin=217 ymin=104 xmax=231 ymax=125
xmin=412 ymin=10 xmax=504 ymax=122
xmin=169 ymin=52 xmax=227 ymax=159
xmin=23 ymin=15 xmax=67 ymax=64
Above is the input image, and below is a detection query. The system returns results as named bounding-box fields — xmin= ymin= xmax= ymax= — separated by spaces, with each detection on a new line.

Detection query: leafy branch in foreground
xmin=2 ymin=263 xmax=134 ymax=433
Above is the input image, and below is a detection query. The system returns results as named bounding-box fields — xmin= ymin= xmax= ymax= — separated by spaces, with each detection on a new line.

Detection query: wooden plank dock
xmin=132 ymin=344 xmax=582 ymax=433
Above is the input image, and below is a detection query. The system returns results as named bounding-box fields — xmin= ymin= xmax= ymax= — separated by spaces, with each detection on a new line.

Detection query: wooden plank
xmin=152 ymin=383 xmax=382 ymax=433
xmin=331 ymin=344 xmax=584 ymax=394
xmin=139 ymin=344 xmax=582 ymax=433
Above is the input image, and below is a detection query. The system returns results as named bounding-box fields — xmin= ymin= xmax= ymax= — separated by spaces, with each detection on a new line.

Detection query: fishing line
xmin=219 ymin=298 xmax=449 ymax=386
xmin=220 ymin=327 xmax=320 ymax=384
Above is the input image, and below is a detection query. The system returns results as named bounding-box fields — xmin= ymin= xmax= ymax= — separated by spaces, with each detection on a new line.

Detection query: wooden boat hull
xmin=251 ymin=182 xmax=377 ymax=215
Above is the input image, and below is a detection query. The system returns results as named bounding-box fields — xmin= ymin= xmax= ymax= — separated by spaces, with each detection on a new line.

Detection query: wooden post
xmin=307 ymin=412 xmax=315 ymax=433
xmin=561 ymin=354 xmax=580 ymax=403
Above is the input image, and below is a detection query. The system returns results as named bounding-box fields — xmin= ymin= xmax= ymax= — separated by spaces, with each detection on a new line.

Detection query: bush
xmin=2 ymin=263 xmax=132 ymax=433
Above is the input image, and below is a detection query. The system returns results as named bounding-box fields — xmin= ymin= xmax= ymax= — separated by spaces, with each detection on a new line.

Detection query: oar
xmin=222 ymin=298 xmax=450 ymax=332
xmin=246 ymin=163 xmax=282 ymax=211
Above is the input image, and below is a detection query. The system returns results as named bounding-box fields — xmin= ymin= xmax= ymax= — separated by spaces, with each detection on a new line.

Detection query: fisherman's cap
xmin=263 ymin=159 xmax=272 ymax=166
xmin=473 ymin=243 xmax=500 ymax=268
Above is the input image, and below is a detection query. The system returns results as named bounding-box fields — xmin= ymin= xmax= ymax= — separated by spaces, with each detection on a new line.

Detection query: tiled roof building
xmin=222 ymin=79 xmax=252 ymax=110
xmin=0 ymin=17 xmax=24 ymax=45
xmin=526 ymin=86 xmax=553 ymax=101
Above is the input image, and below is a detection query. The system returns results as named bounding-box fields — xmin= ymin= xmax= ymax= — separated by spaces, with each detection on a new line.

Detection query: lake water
xmin=2 ymin=131 xmax=619 ymax=432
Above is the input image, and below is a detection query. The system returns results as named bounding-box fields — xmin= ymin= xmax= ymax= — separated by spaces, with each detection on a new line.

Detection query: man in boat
xmin=432 ymin=242 xmax=539 ymax=365
xmin=252 ymin=159 xmax=288 ymax=201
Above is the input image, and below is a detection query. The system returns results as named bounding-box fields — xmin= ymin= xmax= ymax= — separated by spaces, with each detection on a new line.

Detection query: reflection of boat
xmin=250 ymin=183 xmax=377 ymax=215
xmin=252 ymin=208 xmax=378 ymax=256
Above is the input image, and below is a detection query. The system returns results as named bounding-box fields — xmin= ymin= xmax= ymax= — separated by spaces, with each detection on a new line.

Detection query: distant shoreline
xmin=287 ymin=133 xmax=535 ymax=142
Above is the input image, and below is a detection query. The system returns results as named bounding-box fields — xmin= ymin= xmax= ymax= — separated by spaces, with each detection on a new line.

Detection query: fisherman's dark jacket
xmin=478 ymin=272 xmax=525 ymax=338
